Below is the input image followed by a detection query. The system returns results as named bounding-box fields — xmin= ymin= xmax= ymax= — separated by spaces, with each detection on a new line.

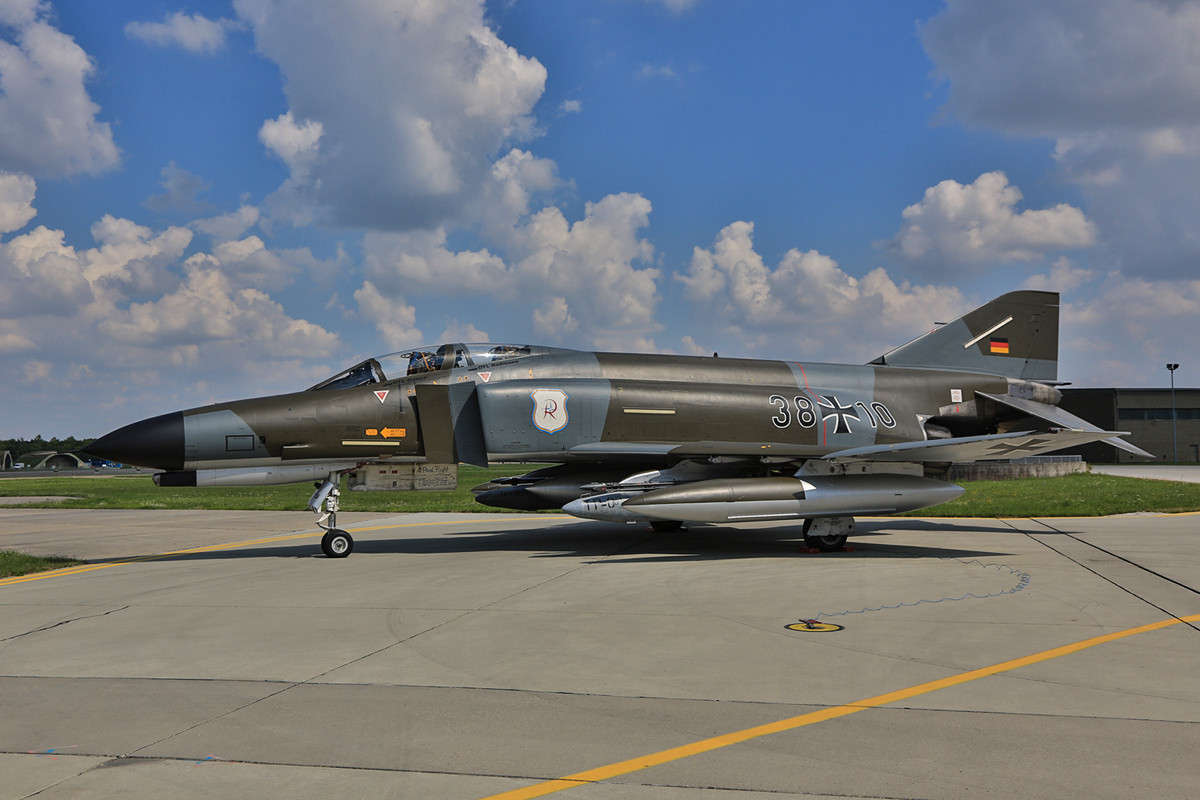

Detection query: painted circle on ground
xmin=786 ymin=620 xmax=844 ymax=632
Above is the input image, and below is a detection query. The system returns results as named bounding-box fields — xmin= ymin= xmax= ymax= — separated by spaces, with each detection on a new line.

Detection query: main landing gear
xmin=801 ymin=516 xmax=854 ymax=553
xmin=310 ymin=472 xmax=354 ymax=558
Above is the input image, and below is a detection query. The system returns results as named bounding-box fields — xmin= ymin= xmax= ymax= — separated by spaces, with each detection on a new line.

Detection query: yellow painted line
xmin=0 ymin=515 xmax=572 ymax=588
xmin=479 ymin=611 xmax=1200 ymax=800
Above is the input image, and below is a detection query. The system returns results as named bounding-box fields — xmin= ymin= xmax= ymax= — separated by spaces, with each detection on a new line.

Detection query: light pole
xmin=1167 ymin=363 xmax=1179 ymax=462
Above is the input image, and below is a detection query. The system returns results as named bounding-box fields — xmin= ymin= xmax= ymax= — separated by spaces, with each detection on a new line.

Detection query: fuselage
xmin=89 ymin=342 xmax=1032 ymax=476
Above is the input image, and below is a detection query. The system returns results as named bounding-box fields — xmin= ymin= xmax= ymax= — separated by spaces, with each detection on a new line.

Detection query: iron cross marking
xmin=984 ymin=437 xmax=1049 ymax=457
xmin=818 ymin=395 xmax=860 ymax=435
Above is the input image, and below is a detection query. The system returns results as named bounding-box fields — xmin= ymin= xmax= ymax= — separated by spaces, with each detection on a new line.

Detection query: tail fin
xmin=870 ymin=291 xmax=1059 ymax=381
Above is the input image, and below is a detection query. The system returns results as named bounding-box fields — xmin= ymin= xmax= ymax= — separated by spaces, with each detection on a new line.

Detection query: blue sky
xmin=2 ymin=0 xmax=1198 ymax=438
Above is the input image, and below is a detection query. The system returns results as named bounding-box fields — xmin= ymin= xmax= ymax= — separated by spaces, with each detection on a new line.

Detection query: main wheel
xmin=321 ymin=529 xmax=354 ymax=558
xmin=803 ymin=532 xmax=848 ymax=552
xmin=801 ymin=516 xmax=853 ymax=552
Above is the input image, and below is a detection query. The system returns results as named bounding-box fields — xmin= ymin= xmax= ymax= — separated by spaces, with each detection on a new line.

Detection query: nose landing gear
xmin=310 ymin=472 xmax=354 ymax=558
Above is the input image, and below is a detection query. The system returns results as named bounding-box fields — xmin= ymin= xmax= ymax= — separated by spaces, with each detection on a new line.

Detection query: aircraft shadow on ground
xmin=149 ymin=518 xmax=1014 ymax=564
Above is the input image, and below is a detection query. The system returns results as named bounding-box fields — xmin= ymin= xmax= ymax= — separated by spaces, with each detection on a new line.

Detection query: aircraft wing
xmin=568 ymin=427 xmax=1132 ymax=465
xmin=977 ymin=391 xmax=1154 ymax=459
xmin=825 ymin=428 xmax=1126 ymax=463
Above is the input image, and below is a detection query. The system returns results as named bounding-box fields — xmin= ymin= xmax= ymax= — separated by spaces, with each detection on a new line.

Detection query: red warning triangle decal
xmin=374 ymin=390 xmax=390 ymax=403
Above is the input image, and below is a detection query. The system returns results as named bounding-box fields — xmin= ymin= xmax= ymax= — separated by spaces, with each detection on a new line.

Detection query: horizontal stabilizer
xmin=978 ymin=392 xmax=1154 ymax=459
xmin=826 ymin=428 xmax=1126 ymax=463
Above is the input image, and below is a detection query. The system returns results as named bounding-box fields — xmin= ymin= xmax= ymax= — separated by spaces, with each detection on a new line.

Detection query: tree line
xmin=1 ymin=436 xmax=95 ymax=459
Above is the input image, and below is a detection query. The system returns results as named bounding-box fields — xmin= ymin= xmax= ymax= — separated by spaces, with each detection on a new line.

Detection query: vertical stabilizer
xmin=870 ymin=291 xmax=1059 ymax=381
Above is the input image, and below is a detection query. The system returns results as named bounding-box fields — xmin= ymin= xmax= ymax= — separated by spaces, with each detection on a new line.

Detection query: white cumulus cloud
xmin=922 ymin=0 xmax=1200 ymax=278
xmin=886 ymin=172 xmax=1095 ymax=275
xmin=145 ymin=162 xmax=214 ymax=214
xmin=258 ymin=111 xmax=323 ymax=170
xmin=363 ymin=228 xmax=507 ymax=293
xmin=0 ymin=174 xmax=342 ymax=420
xmin=0 ymin=224 xmax=93 ymax=317
xmin=1055 ymin=274 xmax=1200 ymax=387
xmin=363 ymin=191 xmax=660 ymax=351
xmin=83 ymin=215 xmax=192 ymax=297
xmin=0 ymin=4 xmax=120 ymax=176
xmin=0 ymin=0 xmax=42 ymax=27
xmin=126 ymin=11 xmax=240 ymax=54
xmin=923 ymin=0 xmax=1200 ymax=136
xmin=194 ymin=205 xmax=262 ymax=241
xmin=508 ymin=193 xmax=659 ymax=345
xmin=98 ymin=260 xmax=338 ymax=357
xmin=0 ymin=171 xmax=36 ymax=233
xmin=354 ymin=280 xmax=422 ymax=350
xmin=680 ymin=220 xmax=967 ymax=362
xmin=236 ymin=0 xmax=547 ymax=231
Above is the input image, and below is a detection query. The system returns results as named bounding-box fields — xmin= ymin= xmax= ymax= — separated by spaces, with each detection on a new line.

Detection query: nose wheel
xmin=310 ymin=472 xmax=354 ymax=558
xmin=320 ymin=528 xmax=354 ymax=558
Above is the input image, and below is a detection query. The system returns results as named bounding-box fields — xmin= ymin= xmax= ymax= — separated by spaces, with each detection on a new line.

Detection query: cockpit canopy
xmin=308 ymin=343 xmax=548 ymax=391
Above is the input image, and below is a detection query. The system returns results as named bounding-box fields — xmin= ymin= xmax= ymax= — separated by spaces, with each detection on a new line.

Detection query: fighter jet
xmin=87 ymin=291 xmax=1149 ymax=557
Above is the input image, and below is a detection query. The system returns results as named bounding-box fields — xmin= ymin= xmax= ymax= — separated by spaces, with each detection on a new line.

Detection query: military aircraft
xmin=87 ymin=291 xmax=1149 ymax=557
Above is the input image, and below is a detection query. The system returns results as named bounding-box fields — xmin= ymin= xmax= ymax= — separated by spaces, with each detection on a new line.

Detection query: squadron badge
xmin=531 ymin=388 xmax=569 ymax=434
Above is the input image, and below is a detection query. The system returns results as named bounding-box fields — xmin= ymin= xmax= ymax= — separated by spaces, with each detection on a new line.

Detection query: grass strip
xmin=0 ymin=465 xmax=532 ymax=513
xmin=905 ymin=472 xmax=1200 ymax=517
xmin=0 ymin=550 xmax=83 ymax=577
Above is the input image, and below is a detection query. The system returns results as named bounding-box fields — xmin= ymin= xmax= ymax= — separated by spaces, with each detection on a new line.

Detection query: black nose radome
xmin=86 ymin=411 xmax=185 ymax=470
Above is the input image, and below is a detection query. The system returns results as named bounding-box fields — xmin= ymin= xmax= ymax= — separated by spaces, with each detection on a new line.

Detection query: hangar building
xmin=1059 ymin=388 xmax=1200 ymax=463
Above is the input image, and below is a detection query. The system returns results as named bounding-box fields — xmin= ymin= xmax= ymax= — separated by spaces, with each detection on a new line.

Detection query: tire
xmin=803 ymin=532 xmax=848 ymax=553
xmin=321 ymin=529 xmax=354 ymax=558
xmin=801 ymin=516 xmax=853 ymax=552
